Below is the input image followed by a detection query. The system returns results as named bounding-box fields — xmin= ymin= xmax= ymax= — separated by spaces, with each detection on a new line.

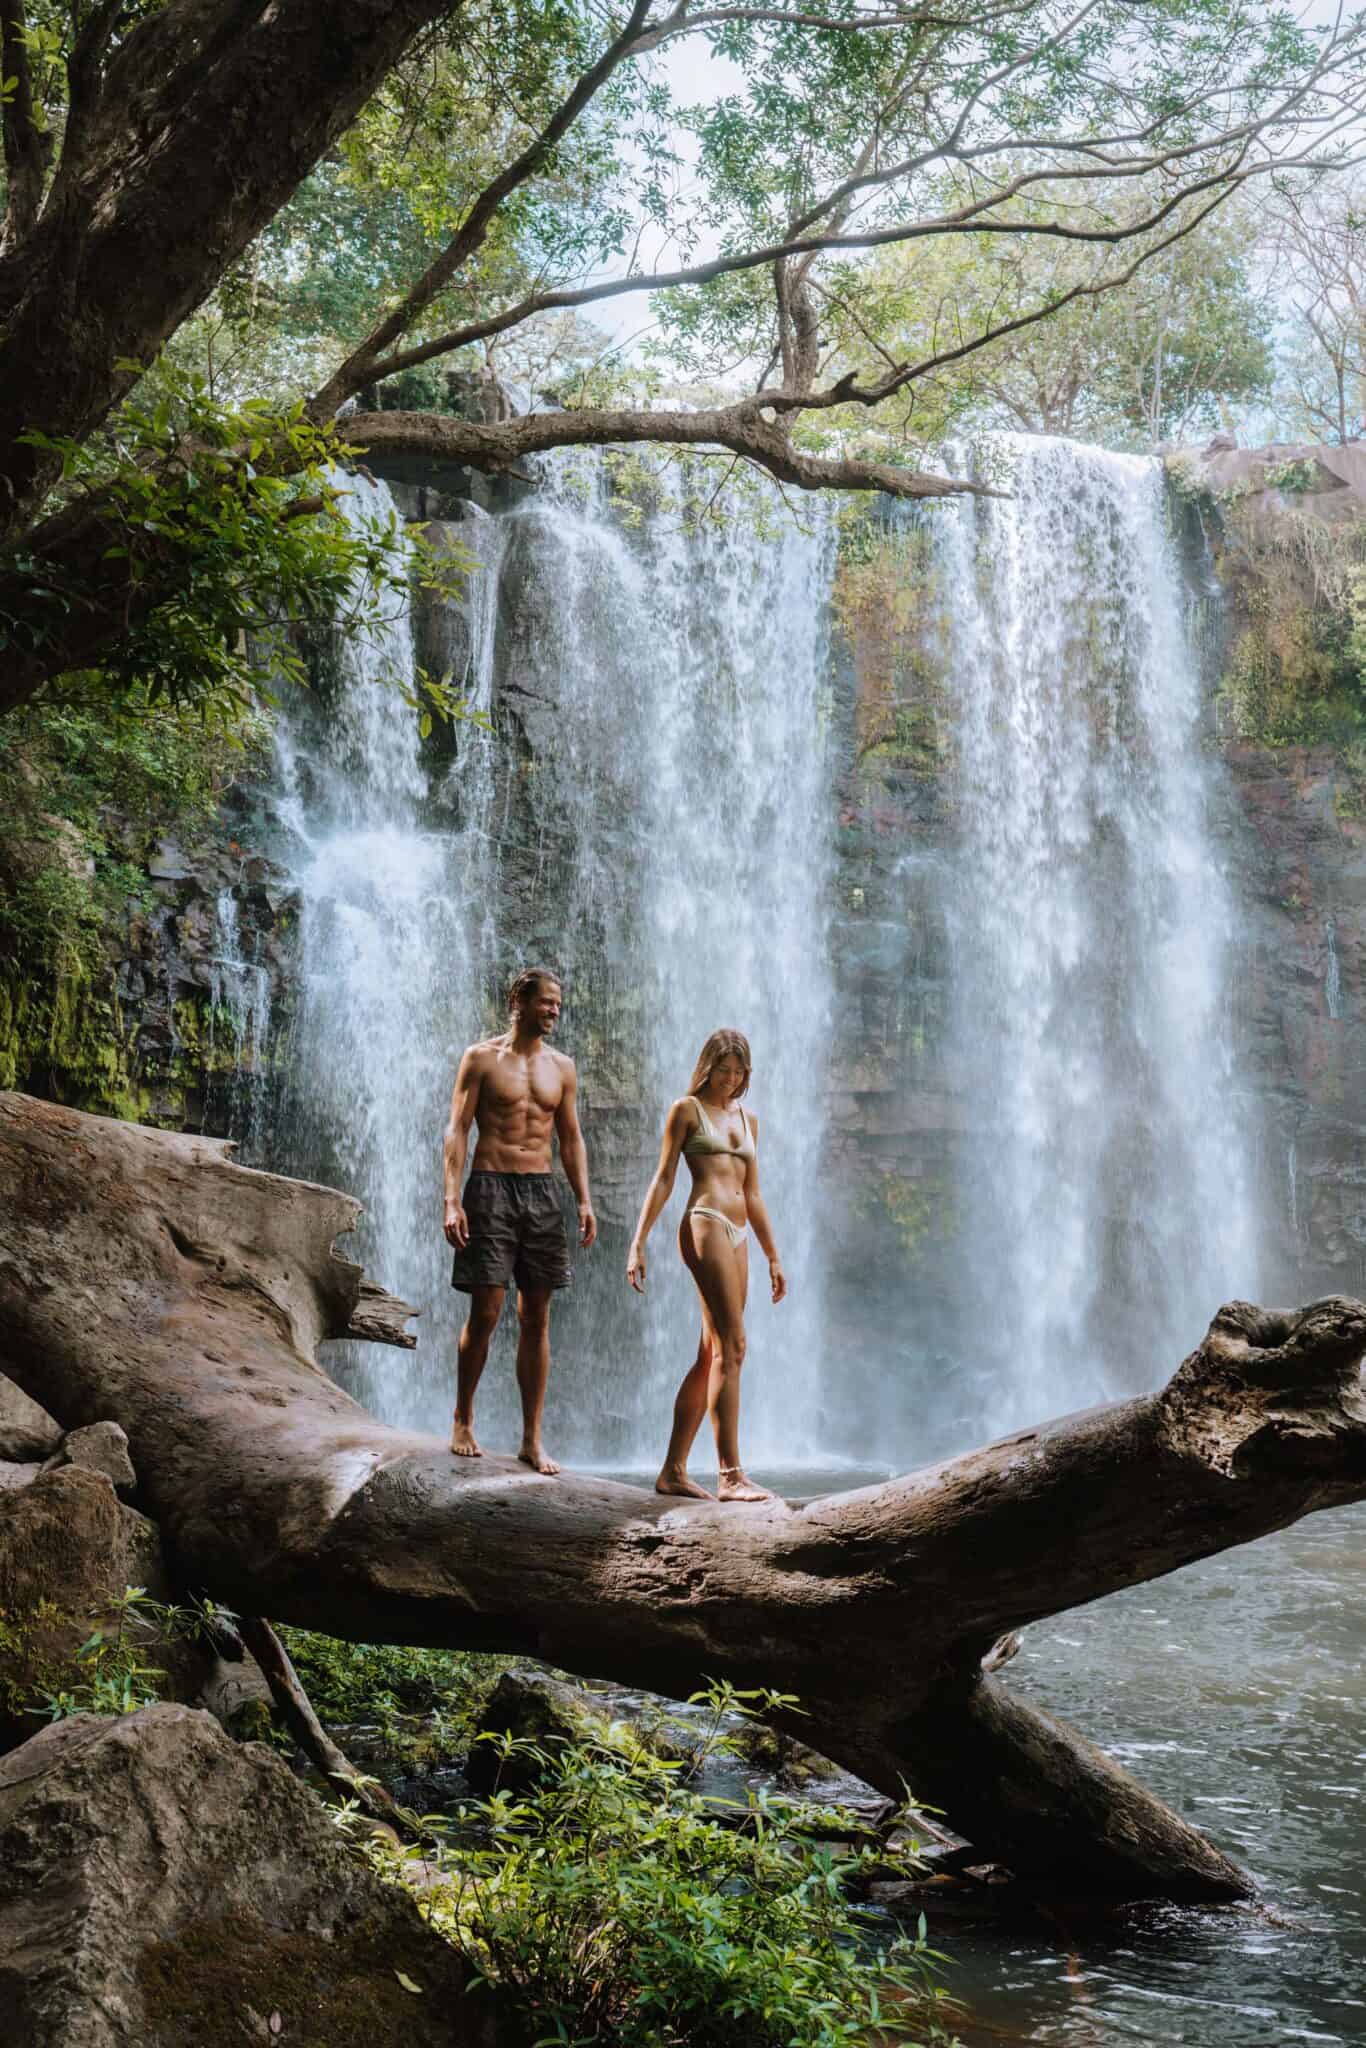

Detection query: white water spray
xmin=929 ymin=436 xmax=1259 ymax=1432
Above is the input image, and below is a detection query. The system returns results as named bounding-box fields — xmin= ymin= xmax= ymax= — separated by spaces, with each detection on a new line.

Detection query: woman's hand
xmin=769 ymin=1256 xmax=787 ymax=1305
xmin=627 ymin=1243 xmax=647 ymax=1292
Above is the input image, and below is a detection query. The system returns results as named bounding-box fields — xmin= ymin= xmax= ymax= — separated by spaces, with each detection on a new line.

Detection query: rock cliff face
xmin=0 ymin=800 xmax=289 ymax=1141
xmin=17 ymin=438 xmax=1366 ymax=1336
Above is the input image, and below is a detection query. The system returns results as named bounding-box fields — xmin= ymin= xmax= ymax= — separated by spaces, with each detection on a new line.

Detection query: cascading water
xmin=262 ymin=436 xmax=1257 ymax=1473
xmin=926 ymin=435 xmax=1259 ymax=1439
xmin=272 ymin=475 xmax=502 ymax=1419
xmin=270 ymin=457 xmax=836 ymax=1466
xmin=484 ymin=456 xmax=836 ymax=1464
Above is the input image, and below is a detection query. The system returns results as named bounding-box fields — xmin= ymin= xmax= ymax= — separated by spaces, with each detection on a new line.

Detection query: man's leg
xmin=515 ymin=1286 xmax=558 ymax=1474
xmin=453 ymin=1285 xmax=504 ymax=1456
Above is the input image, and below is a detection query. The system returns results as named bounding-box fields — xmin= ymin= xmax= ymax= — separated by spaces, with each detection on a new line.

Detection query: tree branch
xmin=332 ymin=135 xmax=1352 ymax=397
xmin=8 ymin=1094 xmax=1366 ymax=1895
xmin=340 ymin=400 xmax=994 ymax=499
xmin=311 ymin=0 xmax=658 ymax=417
xmin=0 ymin=0 xmax=50 ymax=252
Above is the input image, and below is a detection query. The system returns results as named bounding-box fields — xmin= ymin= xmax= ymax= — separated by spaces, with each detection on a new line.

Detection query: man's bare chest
xmin=478 ymin=1062 xmax=561 ymax=1121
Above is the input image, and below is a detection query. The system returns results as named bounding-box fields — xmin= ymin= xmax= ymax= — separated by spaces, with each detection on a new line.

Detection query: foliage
xmin=276 ymin=1627 xmax=512 ymax=1746
xmin=366 ymin=1682 xmax=958 ymax=2048
xmin=6 ymin=364 xmax=434 ymax=720
xmin=26 ymin=1586 xmax=202 ymax=1722
xmin=0 ymin=680 xmax=261 ymax=989
xmin=825 ymin=188 xmax=1274 ymax=454
xmin=1212 ymin=498 xmax=1366 ymax=747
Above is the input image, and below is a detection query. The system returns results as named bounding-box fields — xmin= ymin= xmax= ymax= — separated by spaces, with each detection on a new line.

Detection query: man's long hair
xmin=688 ymin=1028 xmax=751 ymax=1100
xmin=507 ymin=965 xmax=560 ymax=1018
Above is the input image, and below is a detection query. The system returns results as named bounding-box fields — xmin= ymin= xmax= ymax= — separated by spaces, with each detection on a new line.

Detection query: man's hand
xmin=444 ymin=1198 xmax=469 ymax=1249
xmin=578 ymin=1203 xmax=598 ymax=1250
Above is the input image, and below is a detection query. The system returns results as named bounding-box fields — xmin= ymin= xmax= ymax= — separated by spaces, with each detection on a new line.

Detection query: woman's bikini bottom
xmin=687 ymin=1204 xmax=746 ymax=1249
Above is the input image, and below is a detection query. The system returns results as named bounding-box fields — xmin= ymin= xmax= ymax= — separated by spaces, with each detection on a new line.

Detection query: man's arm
xmin=554 ymin=1058 xmax=597 ymax=1250
xmin=442 ymin=1049 xmax=482 ymax=1248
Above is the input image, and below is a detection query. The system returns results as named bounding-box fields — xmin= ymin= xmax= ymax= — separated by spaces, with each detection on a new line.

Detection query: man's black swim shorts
xmin=450 ymin=1171 xmax=573 ymax=1294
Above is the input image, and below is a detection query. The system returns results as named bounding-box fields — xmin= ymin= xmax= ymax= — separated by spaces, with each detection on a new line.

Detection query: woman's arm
xmin=743 ymin=1113 xmax=787 ymax=1304
xmin=627 ymin=1100 xmax=692 ymax=1292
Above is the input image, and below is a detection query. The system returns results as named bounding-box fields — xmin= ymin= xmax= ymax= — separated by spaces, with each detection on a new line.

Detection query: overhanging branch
xmin=341 ymin=401 xmax=992 ymax=498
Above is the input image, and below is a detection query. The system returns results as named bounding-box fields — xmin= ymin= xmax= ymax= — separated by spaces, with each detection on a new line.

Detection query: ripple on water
xmin=946 ymin=1504 xmax=1366 ymax=2046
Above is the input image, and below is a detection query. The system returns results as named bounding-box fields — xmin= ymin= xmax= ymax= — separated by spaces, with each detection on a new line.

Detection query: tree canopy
xmin=2 ymin=0 xmax=1365 ymax=718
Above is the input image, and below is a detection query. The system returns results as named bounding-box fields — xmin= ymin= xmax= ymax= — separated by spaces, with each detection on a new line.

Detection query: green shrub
xmin=24 ymin=1586 xmax=202 ymax=1722
xmin=277 ymin=1627 xmax=511 ymax=1737
xmin=371 ymin=1685 xmax=958 ymax=2048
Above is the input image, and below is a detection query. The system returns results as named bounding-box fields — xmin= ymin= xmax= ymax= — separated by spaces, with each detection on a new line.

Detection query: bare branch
xmin=311 ymin=0 xmax=658 ymax=417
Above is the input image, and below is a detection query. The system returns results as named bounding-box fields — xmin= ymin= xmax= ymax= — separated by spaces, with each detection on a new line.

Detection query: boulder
xmin=0 ymin=1467 xmax=199 ymax=1752
xmin=466 ymin=1668 xmax=621 ymax=1794
xmin=0 ymin=1373 xmax=60 ymax=1462
xmin=50 ymin=1421 xmax=137 ymax=1497
xmin=0 ymin=1704 xmax=499 ymax=2047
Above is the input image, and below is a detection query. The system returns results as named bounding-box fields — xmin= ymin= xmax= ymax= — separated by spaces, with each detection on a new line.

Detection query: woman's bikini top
xmin=682 ymin=1095 xmax=755 ymax=1162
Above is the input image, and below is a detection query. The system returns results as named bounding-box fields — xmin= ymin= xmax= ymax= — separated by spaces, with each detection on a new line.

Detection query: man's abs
xmin=469 ymin=1086 xmax=560 ymax=1172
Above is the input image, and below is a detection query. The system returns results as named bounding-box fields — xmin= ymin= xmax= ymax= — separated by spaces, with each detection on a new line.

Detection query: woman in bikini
xmin=626 ymin=1028 xmax=786 ymax=1502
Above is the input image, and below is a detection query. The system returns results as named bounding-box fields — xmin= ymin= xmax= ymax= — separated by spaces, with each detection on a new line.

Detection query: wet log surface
xmin=5 ymin=1090 xmax=1366 ymax=1899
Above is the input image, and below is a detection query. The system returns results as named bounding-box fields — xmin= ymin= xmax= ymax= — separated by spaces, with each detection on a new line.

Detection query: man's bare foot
xmin=655 ymin=1465 xmax=714 ymax=1500
xmin=519 ymin=1441 xmax=560 ymax=1476
xmin=717 ymin=1464 xmax=773 ymax=1503
xmin=450 ymin=1420 xmax=482 ymax=1458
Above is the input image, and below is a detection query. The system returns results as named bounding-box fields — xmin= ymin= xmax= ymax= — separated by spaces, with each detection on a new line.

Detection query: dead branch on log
xmin=235 ymin=1614 xmax=412 ymax=1837
xmin=3 ymin=1091 xmax=1365 ymax=1899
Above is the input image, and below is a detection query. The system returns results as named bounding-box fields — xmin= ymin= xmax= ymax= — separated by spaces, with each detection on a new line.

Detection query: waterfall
xmin=1325 ymin=914 xmax=1343 ymax=1019
xmin=272 ymin=474 xmax=501 ymax=1420
xmin=264 ymin=437 xmax=1257 ymax=1473
xmin=272 ymin=459 xmax=837 ymax=1466
xmin=486 ymin=457 xmax=836 ymax=1463
xmin=925 ymin=435 xmax=1259 ymax=1438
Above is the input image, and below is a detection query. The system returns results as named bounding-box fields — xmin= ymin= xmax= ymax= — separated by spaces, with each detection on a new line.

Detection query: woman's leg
xmin=655 ymin=1294 xmax=719 ymax=1498
xmin=681 ymin=1217 xmax=769 ymax=1503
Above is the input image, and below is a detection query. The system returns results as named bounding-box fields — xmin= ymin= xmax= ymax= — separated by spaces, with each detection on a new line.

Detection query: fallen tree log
xmin=4 ymin=1090 xmax=1366 ymax=1900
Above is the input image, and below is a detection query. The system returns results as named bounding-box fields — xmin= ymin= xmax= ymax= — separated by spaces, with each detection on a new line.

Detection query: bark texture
xmin=4 ymin=1090 xmax=1366 ymax=1898
xmin=0 ymin=0 xmax=455 ymax=535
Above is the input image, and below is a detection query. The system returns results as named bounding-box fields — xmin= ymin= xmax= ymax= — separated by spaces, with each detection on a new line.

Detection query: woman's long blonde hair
xmin=689 ymin=1028 xmax=752 ymax=1100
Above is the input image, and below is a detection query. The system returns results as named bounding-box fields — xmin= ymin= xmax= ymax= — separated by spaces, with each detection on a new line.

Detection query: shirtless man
xmin=442 ymin=967 xmax=596 ymax=1473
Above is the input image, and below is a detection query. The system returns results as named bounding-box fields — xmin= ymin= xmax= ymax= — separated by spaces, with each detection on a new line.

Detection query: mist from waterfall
xmin=271 ymin=459 xmax=836 ymax=1466
xmin=930 ymin=436 xmax=1259 ymax=1436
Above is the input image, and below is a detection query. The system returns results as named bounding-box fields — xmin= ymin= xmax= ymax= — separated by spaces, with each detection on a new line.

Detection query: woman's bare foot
xmin=451 ymin=1420 xmax=482 ymax=1458
xmin=717 ymin=1464 xmax=773 ymax=1503
xmin=655 ymin=1465 xmax=714 ymax=1500
xmin=519 ymin=1440 xmax=560 ymax=1476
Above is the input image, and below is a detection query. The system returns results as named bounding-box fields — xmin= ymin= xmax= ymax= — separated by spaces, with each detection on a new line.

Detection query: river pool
xmin=923 ymin=1505 xmax=1366 ymax=2047
xmin=711 ymin=1469 xmax=1366 ymax=2045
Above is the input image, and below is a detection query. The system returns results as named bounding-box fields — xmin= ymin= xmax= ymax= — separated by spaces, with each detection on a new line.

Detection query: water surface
xmin=943 ymin=1505 xmax=1366 ymax=2046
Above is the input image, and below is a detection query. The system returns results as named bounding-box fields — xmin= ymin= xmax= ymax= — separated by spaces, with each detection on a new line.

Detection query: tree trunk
xmin=0 ymin=0 xmax=455 ymax=537
xmin=4 ymin=1091 xmax=1365 ymax=1899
